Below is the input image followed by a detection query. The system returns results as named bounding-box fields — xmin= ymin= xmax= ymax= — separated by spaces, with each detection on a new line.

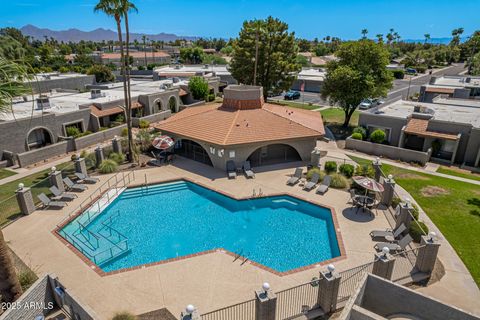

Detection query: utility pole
xmin=142 ymin=35 xmax=147 ymax=68
xmin=152 ymin=40 xmax=156 ymax=64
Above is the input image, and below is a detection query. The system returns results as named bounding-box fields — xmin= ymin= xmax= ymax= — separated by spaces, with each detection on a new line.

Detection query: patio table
xmin=355 ymin=196 xmax=374 ymax=213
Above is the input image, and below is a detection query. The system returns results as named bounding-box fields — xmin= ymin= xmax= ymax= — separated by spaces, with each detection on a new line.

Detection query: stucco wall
xmin=73 ymin=125 xmax=126 ymax=150
xmin=132 ymin=110 xmax=171 ymax=126
xmin=426 ymin=120 xmax=472 ymax=163
xmin=28 ymin=75 xmax=95 ymax=94
xmin=137 ymin=90 xmax=180 ymax=115
xmin=16 ymin=140 xmax=73 ymax=167
xmin=345 ymin=137 xmax=431 ymax=165
xmin=358 ymin=113 xmax=407 ymax=146
xmin=464 ymin=128 xmax=480 ymax=166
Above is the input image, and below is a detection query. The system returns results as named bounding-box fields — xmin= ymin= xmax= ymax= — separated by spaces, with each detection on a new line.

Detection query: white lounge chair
xmin=287 ymin=168 xmax=303 ymax=185
xmin=243 ymin=161 xmax=255 ymax=179
xmin=38 ymin=193 xmax=67 ymax=209
xmin=49 ymin=186 xmax=77 ymax=201
xmin=316 ymin=175 xmax=332 ymax=195
xmin=374 ymin=234 xmax=413 ymax=252
xmin=370 ymin=223 xmax=407 ymax=241
xmin=63 ymin=177 xmax=87 ymax=191
xmin=304 ymin=173 xmax=320 ymax=191
xmin=75 ymin=172 xmax=99 ymax=184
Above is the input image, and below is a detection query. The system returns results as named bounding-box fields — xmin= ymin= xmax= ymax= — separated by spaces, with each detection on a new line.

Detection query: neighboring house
xmin=419 ymin=75 xmax=480 ymax=102
xmin=358 ymin=99 xmax=480 ymax=168
xmin=291 ymin=68 xmax=326 ymax=93
xmin=101 ymin=51 xmax=172 ymax=67
xmin=154 ymin=85 xmax=325 ymax=170
xmin=25 ymin=72 xmax=96 ymax=93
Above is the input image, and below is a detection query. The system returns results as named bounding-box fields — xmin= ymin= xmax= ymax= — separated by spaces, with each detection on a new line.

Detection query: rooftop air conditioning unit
xmin=36 ymin=96 xmax=51 ymax=110
xmin=91 ymin=89 xmax=102 ymax=99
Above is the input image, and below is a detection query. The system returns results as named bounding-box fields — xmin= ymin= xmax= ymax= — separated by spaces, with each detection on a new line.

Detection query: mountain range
xmin=20 ymin=25 xmax=199 ymax=43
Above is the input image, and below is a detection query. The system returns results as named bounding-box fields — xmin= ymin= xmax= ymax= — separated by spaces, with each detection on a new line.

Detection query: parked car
xmin=284 ymin=90 xmax=301 ymax=100
xmin=358 ymin=98 xmax=383 ymax=110
xmin=405 ymin=68 xmax=417 ymax=75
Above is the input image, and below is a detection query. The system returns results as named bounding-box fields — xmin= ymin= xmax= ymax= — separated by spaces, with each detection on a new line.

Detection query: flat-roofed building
xmin=101 ymin=51 xmax=172 ymax=67
xmin=25 ymin=72 xmax=96 ymax=93
xmin=419 ymin=75 xmax=480 ymax=102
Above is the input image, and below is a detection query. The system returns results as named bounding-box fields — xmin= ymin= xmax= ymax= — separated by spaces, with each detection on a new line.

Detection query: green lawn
xmin=268 ymin=100 xmax=321 ymax=110
xmin=348 ymin=155 xmax=480 ymax=287
xmin=320 ymin=107 xmax=359 ymax=126
xmin=0 ymin=162 xmax=75 ymax=226
xmin=436 ymin=166 xmax=480 ymax=182
xmin=0 ymin=169 xmax=17 ymax=180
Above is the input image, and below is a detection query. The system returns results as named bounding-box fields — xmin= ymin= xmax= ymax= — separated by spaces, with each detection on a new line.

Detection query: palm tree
xmin=424 ymin=33 xmax=431 ymax=45
xmin=94 ymin=0 xmax=135 ymax=162
xmin=376 ymin=34 xmax=384 ymax=44
xmin=361 ymin=29 xmax=368 ymax=39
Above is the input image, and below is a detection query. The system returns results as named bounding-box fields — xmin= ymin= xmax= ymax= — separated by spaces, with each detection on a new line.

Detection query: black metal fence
xmin=200 ymin=299 xmax=256 ymax=320
xmin=275 ymin=279 xmax=320 ymax=319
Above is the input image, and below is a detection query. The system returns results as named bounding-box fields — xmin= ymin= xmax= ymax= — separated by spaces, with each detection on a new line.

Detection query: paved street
xmin=268 ymin=91 xmax=327 ymax=106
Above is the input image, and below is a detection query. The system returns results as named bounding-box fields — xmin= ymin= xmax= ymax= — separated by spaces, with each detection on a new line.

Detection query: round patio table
xmin=355 ymin=196 xmax=374 ymax=214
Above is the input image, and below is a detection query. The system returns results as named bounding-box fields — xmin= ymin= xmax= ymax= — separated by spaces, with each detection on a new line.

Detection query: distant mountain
xmin=403 ymin=37 xmax=469 ymax=45
xmin=20 ymin=24 xmax=199 ymax=43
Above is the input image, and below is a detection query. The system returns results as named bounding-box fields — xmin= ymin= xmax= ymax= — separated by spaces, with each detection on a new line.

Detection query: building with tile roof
xmin=155 ymin=85 xmax=325 ymax=170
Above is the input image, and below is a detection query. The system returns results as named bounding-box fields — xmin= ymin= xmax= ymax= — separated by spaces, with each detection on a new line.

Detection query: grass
xmin=436 ymin=166 xmax=480 ymax=182
xmin=0 ymin=169 xmax=17 ymax=180
xmin=348 ymin=155 xmax=480 ymax=287
xmin=0 ymin=161 xmax=75 ymax=226
xmin=320 ymin=107 xmax=360 ymax=140
xmin=268 ymin=100 xmax=321 ymax=110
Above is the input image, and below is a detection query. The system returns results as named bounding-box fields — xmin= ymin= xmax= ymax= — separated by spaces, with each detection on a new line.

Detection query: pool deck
xmin=3 ymin=158 xmax=478 ymax=319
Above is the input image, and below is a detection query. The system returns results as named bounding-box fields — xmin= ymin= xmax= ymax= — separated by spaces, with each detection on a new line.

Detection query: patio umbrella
xmin=352 ymin=176 xmax=384 ymax=193
xmin=152 ymin=135 xmax=174 ymax=150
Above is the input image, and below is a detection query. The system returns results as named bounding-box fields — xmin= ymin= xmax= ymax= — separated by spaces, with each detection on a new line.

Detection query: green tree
xmin=314 ymin=43 xmax=328 ymax=56
xmin=188 ymin=76 xmax=209 ymax=101
xmin=180 ymin=47 xmax=204 ymax=64
xmin=471 ymin=52 xmax=480 ymax=76
xmin=424 ymin=33 xmax=430 ymax=45
xmin=230 ymin=16 xmax=300 ymax=98
xmin=87 ymin=64 xmax=115 ymax=83
xmin=0 ymin=36 xmax=26 ymax=60
xmin=296 ymin=54 xmax=310 ymax=67
xmin=361 ymin=29 xmax=368 ymax=39
xmin=321 ymin=40 xmax=393 ymax=127
xmin=297 ymin=38 xmax=311 ymax=52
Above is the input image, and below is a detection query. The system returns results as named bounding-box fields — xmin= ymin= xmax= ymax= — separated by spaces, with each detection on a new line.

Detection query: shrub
xmin=115 ymin=113 xmax=125 ymax=123
xmin=392 ymin=69 xmax=405 ymax=79
xmin=370 ymin=129 xmax=386 ymax=144
xmin=352 ymin=126 xmax=367 ymax=139
xmin=409 ymin=221 xmax=429 ymax=243
xmin=108 ymin=152 xmax=125 ymax=165
xmin=188 ymin=76 xmax=209 ymax=101
xmin=99 ymin=159 xmax=118 ymax=174
xmin=112 ymin=312 xmax=137 ymax=320
xmin=339 ymin=164 xmax=355 ymax=178
xmin=207 ymin=93 xmax=215 ymax=102
xmin=71 ymin=154 xmax=79 ymax=161
xmin=351 ymin=132 xmax=363 ymax=140
xmin=330 ymin=173 xmax=349 ymax=189
xmin=324 ymin=161 xmax=338 ymax=174
xmin=306 ymin=167 xmax=325 ymax=181
xmin=415 ymin=65 xmax=427 ymax=73
xmin=411 ymin=203 xmax=420 ymax=220
xmin=355 ymin=164 xmax=375 ymax=178
xmin=86 ymin=64 xmax=115 ymax=83
xmin=137 ymin=65 xmax=145 ymax=71
xmin=391 ymin=196 xmax=401 ymax=208
xmin=18 ymin=269 xmax=38 ymax=291
xmin=138 ymin=120 xmax=150 ymax=129
xmin=66 ymin=126 xmax=81 ymax=138
xmin=121 ymin=127 xmax=128 ymax=137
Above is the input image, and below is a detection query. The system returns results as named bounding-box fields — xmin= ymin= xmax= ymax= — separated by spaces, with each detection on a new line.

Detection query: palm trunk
xmin=124 ymin=13 xmax=136 ymax=163
xmin=0 ymin=230 xmax=22 ymax=303
xmin=115 ymin=18 xmax=132 ymax=162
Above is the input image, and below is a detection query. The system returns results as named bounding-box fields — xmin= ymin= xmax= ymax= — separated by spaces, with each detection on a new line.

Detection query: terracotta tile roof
xmin=102 ymin=51 xmax=170 ymax=60
xmin=90 ymin=102 xmax=142 ymax=118
xmin=425 ymin=87 xmax=455 ymax=94
xmin=404 ymin=118 xmax=458 ymax=140
xmin=154 ymin=103 xmax=324 ymax=146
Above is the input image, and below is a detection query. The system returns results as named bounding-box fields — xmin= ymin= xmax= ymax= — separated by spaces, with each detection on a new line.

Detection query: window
xmin=441 ymin=140 xmax=456 ymax=153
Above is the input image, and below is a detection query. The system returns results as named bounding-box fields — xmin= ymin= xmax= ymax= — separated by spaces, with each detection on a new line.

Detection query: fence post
xmin=415 ymin=233 xmax=440 ymax=274
xmin=180 ymin=305 xmax=200 ymax=320
xmin=74 ymin=157 xmax=88 ymax=176
xmin=16 ymin=183 xmax=36 ymax=215
xmin=372 ymin=248 xmax=396 ymax=280
xmin=381 ymin=174 xmax=395 ymax=206
xmin=317 ymin=265 xmax=341 ymax=314
xmin=95 ymin=145 xmax=105 ymax=168
xmin=255 ymin=283 xmax=277 ymax=320
xmin=395 ymin=200 xmax=413 ymax=230
xmin=112 ymin=136 xmax=122 ymax=154
xmin=49 ymin=166 xmax=65 ymax=193
xmin=372 ymin=157 xmax=382 ymax=182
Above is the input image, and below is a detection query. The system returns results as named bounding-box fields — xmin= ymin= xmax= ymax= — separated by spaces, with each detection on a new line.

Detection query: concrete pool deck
xmin=3 ymin=158 xmax=479 ymax=319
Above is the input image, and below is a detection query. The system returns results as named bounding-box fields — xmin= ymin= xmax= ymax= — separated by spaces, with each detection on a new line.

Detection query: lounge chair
xmin=38 ymin=193 xmax=67 ymax=209
xmin=374 ymin=234 xmax=413 ymax=252
xmin=316 ymin=175 xmax=332 ymax=195
xmin=370 ymin=223 xmax=407 ymax=241
xmin=286 ymin=168 xmax=303 ymax=185
xmin=49 ymin=186 xmax=77 ymax=201
xmin=75 ymin=172 xmax=99 ymax=184
xmin=63 ymin=177 xmax=87 ymax=192
xmin=243 ymin=161 xmax=255 ymax=179
xmin=226 ymin=160 xmax=237 ymax=179
xmin=303 ymin=173 xmax=320 ymax=191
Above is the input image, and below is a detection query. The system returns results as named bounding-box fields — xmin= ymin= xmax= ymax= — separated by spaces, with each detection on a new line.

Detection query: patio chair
xmin=316 ymin=175 xmax=332 ymax=195
xmin=38 ymin=193 xmax=67 ymax=209
xmin=49 ymin=186 xmax=77 ymax=201
xmin=286 ymin=168 xmax=303 ymax=185
xmin=243 ymin=161 xmax=255 ymax=179
xmin=226 ymin=160 xmax=237 ymax=179
xmin=374 ymin=234 xmax=413 ymax=253
xmin=303 ymin=173 xmax=320 ymax=191
xmin=63 ymin=177 xmax=87 ymax=192
xmin=370 ymin=223 xmax=407 ymax=241
xmin=75 ymin=172 xmax=99 ymax=184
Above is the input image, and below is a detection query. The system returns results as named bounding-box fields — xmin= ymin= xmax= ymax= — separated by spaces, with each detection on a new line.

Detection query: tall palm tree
xmin=94 ymin=0 xmax=134 ymax=162
xmin=424 ymin=33 xmax=431 ymax=45
xmin=361 ymin=29 xmax=368 ymax=39
xmin=375 ymin=34 xmax=384 ymax=44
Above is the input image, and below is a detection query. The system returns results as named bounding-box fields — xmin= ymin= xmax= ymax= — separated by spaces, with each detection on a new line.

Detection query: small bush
xmin=355 ymin=164 xmax=375 ymax=178
xmin=370 ymin=129 xmax=386 ymax=144
xmin=352 ymin=126 xmax=367 ymax=139
xmin=207 ymin=93 xmax=215 ymax=102
xmin=409 ymin=221 xmax=429 ymax=243
xmin=306 ymin=167 xmax=325 ymax=181
xmin=115 ymin=113 xmax=125 ymax=123
xmin=339 ymin=163 xmax=355 ymax=178
xmin=112 ymin=312 xmax=137 ymax=320
xmin=330 ymin=173 xmax=349 ymax=189
xmin=66 ymin=126 xmax=81 ymax=138
xmin=324 ymin=161 xmax=338 ymax=174
xmin=108 ymin=152 xmax=125 ymax=165
xmin=415 ymin=65 xmax=427 ymax=74
xmin=411 ymin=203 xmax=420 ymax=220
xmin=71 ymin=154 xmax=79 ymax=161
xmin=121 ymin=127 xmax=128 ymax=137
xmin=137 ymin=65 xmax=145 ymax=71
xmin=18 ymin=269 xmax=38 ymax=291
xmin=138 ymin=120 xmax=150 ymax=129
xmin=392 ymin=69 xmax=405 ymax=79
xmin=351 ymin=132 xmax=363 ymax=140
xmin=391 ymin=196 xmax=401 ymax=209
xmin=99 ymin=159 xmax=118 ymax=174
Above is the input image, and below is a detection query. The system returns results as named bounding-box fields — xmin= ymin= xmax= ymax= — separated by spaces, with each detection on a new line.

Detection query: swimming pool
xmin=60 ymin=180 xmax=341 ymax=273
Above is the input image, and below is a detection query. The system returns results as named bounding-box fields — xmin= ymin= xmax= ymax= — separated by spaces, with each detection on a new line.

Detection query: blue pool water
xmin=60 ymin=180 xmax=340 ymax=273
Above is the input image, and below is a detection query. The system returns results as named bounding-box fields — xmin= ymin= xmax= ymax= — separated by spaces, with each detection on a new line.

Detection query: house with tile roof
xmin=154 ymin=85 xmax=325 ymax=170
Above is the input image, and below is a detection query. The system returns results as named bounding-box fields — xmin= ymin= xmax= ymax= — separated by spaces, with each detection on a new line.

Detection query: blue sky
xmin=1 ymin=0 xmax=479 ymax=40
